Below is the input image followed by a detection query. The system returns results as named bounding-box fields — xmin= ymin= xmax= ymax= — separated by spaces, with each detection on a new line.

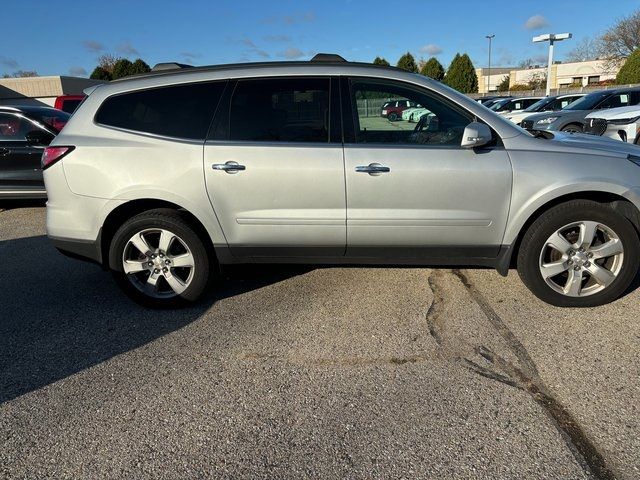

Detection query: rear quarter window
xmin=95 ymin=81 xmax=226 ymax=140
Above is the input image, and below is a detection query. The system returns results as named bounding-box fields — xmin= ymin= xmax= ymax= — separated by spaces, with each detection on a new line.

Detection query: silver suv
xmin=44 ymin=55 xmax=640 ymax=308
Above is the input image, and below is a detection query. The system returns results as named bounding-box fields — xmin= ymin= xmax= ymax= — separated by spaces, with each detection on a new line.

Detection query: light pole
xmin=485 ymin=34 xmax=495 ymax=95
xmin=533 ymin=32 xmax=572 ymax=96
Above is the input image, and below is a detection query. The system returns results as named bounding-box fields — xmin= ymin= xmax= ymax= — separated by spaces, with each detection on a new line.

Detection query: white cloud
xmin=524 ymin=14 xmax=549 ymax=31
xmin=420 ymin=44 xmax=443 ymax=56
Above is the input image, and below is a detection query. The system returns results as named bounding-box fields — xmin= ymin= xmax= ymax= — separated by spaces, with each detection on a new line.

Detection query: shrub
xmin=616 ymin=49 xmax=640 ymax=84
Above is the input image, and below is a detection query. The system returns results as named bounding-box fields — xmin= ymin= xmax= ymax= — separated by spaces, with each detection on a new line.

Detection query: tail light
xmin=42 ymin=146 xmax=75 ymax=170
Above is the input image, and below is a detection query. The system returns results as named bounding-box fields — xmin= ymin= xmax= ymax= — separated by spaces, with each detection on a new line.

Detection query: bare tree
xmin=4 ymin=70 xmax=39 ymax=78
xmin=566 ymin=37 xmax=600 ymax=62
xmin=527 ymin=71 xmax=547 ymax=89
xmin=97 ymin=54 xmax=120 ymax=74
xmin=599 ymin=10 xmax=640 ymax=59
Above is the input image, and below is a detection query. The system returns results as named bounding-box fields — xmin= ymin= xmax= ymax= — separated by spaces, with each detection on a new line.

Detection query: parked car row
xmin=479 ymin=87 xmax=640 ymax=144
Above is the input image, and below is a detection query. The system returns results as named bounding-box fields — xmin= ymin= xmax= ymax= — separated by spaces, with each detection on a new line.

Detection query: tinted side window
xmin=598 ymin=93 xmax=632 ymax=109
xmin=96 ymin=81 xmax=226 ymax=140
xmin=350 ymin=78 xmax=474 ymax=146
xmin=229 ymin=78 xmax=330 ymax=143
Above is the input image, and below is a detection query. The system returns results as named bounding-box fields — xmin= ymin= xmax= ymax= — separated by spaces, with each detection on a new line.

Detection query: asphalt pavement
xmin=0 ymin=205 xmax=638 ymax=479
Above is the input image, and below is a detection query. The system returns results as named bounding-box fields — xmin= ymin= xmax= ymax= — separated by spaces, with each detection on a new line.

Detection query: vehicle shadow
xmin=0 ymin=199 xmax=46 ymax=211
xmin=0 ymin=235 xmax=310 ymax=404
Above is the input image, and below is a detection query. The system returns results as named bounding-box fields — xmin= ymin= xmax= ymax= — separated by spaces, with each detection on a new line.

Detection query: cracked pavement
xmin=1 ymin=205 xmax=639 ymax=479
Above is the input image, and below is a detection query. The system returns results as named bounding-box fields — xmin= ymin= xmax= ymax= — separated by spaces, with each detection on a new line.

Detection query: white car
xmin=490 ymin=96 xmax=543 ymax=116
xmin=504 ymin=94 xmax=585 ymax=126
xmin=401 ymin=105 xmax=423 ymax=121
xmin=584 ymin=105 xmax=640 ymax=144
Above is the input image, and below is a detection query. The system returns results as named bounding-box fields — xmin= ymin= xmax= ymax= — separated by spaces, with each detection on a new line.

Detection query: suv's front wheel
xmin=517 ymin=200 xmax=639 ymax=307
xmin=109 ymin=209 xmax=210 ymax=307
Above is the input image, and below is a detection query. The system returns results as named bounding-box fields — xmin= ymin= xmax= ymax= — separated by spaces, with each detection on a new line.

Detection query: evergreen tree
xmin=130 ymin=58 xmax=152 ymax=75
xmin=111 ymin=59 xmax=134 ymax=80
xmin=616 ymin=49 xmax=640 ymax=84
xmin=420 ymin=57 xmax=445 ymax=80
xmin=373 ymin=56 xmax=390 ymax=66
xmin=396 ymin=52 xmax=418 ymax=73
xmin=496 ymin=75 xmax=511 ymax=92
xmin=89 ymin=66 xmax=112 ymax=81
xmin=444 ymin=53 xmax=478 ymax=93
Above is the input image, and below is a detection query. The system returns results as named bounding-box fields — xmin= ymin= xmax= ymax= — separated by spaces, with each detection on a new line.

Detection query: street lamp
xmin=532 ymin=32 xmax=572 ymax=96
xmin=485 ymin=34 xmax=495 ymax=95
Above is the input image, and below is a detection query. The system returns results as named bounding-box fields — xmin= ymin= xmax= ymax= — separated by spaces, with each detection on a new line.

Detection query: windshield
xmin=563 ymin=91 xmax=610 ymax=111
xmin=523 ymin=97 xmax=552 ymax=112
xmin=489 ymin=98 xmax=511 ymax=111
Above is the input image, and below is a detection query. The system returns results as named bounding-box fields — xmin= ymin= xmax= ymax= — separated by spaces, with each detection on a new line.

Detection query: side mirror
xmin=25 ymin=129 xmax=54 ymax=146
xmin=461 ymin=122 xmax=492 ymax=148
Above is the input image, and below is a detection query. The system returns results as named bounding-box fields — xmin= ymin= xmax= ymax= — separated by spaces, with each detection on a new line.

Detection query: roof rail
xmin=311 ymin=53 xmax=347 ymax=63
xmin=151 ymin=62 xmax=193 ymax=72
xmin=0 ymin=106 xmax=21 ymax=111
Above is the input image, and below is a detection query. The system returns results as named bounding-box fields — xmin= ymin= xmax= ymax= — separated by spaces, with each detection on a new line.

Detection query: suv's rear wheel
xmin=517 ymin=200 xmax=639 ymax=307
xmin=110 ymin=209 xmax=210 ymax=307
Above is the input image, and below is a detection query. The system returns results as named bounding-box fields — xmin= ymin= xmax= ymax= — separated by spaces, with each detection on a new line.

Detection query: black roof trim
xmin=311 ymin=53 xmax=347 ymax=62
xmin=151 ymin=62 xmax=194 ymax=72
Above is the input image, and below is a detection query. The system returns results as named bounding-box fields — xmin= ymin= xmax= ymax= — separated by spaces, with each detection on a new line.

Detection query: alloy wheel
xmin=122 ymin=228 xmax=196 ymax=298
xmin=538 ymin=221 xmax=624 ymax=297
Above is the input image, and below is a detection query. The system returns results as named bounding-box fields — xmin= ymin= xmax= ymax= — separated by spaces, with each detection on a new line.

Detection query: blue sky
xmin=2 ymin=0 xmax=638 ymax=77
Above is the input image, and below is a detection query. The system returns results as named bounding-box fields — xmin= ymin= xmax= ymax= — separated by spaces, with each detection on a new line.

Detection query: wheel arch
xmin=100 ymin=198 xmax=219 ymax=270
xmin=560 ymin=121 xmax=584 ymax=132
xmin=499 ymin=190 xmax=640 ymax=274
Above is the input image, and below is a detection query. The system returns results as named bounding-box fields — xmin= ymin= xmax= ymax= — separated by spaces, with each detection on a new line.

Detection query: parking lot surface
xmin=1 ymin=205 xmax=638 ymax=479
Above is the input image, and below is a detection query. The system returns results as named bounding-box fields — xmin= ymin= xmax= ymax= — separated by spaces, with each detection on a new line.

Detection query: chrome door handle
xmin=355 ymin=163 xmax=390 ymax=175
xmin=212 ymin=161 xmax=246 ymax=173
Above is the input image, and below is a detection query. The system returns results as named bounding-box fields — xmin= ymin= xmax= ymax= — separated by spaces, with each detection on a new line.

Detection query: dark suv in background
xmin=0 ymin=105 xmax=69 ymax=199
xmin=522 ymin=87 xmax=640 ymax=133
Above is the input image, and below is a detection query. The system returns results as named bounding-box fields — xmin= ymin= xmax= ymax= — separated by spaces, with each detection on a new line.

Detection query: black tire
xmin=517 ymin=200 xmax=639 ymax=307
xmin=561 ymin=123 xmax=583 ymax=133
xmin=109 ymin=209 xmax=210 ymax=308
xmin=388 ymin=112 xmax=398 ymax=121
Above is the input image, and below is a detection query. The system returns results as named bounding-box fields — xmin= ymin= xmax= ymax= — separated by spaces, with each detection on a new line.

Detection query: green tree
xmin=130 ymin=58 xmax=151 ymax=75
xmin=616 ymin=49 xmax=640 ymax=84
xmin=444 ymin=53 xmax=478 ymax=93
xmin=420 ymin=57 xmax=445 ymax=80
xmin=111 ymin=58 xmax=134 ymax=79
xmin=496 ymin=75 xmax=511 ymax=92
xmin=396 ymin=52 xmax=418 ymax=73
xmin=373 ymin=56 xmax=390 ymax=66
xmin=89 ymin=66 xmax=112 ymax=81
